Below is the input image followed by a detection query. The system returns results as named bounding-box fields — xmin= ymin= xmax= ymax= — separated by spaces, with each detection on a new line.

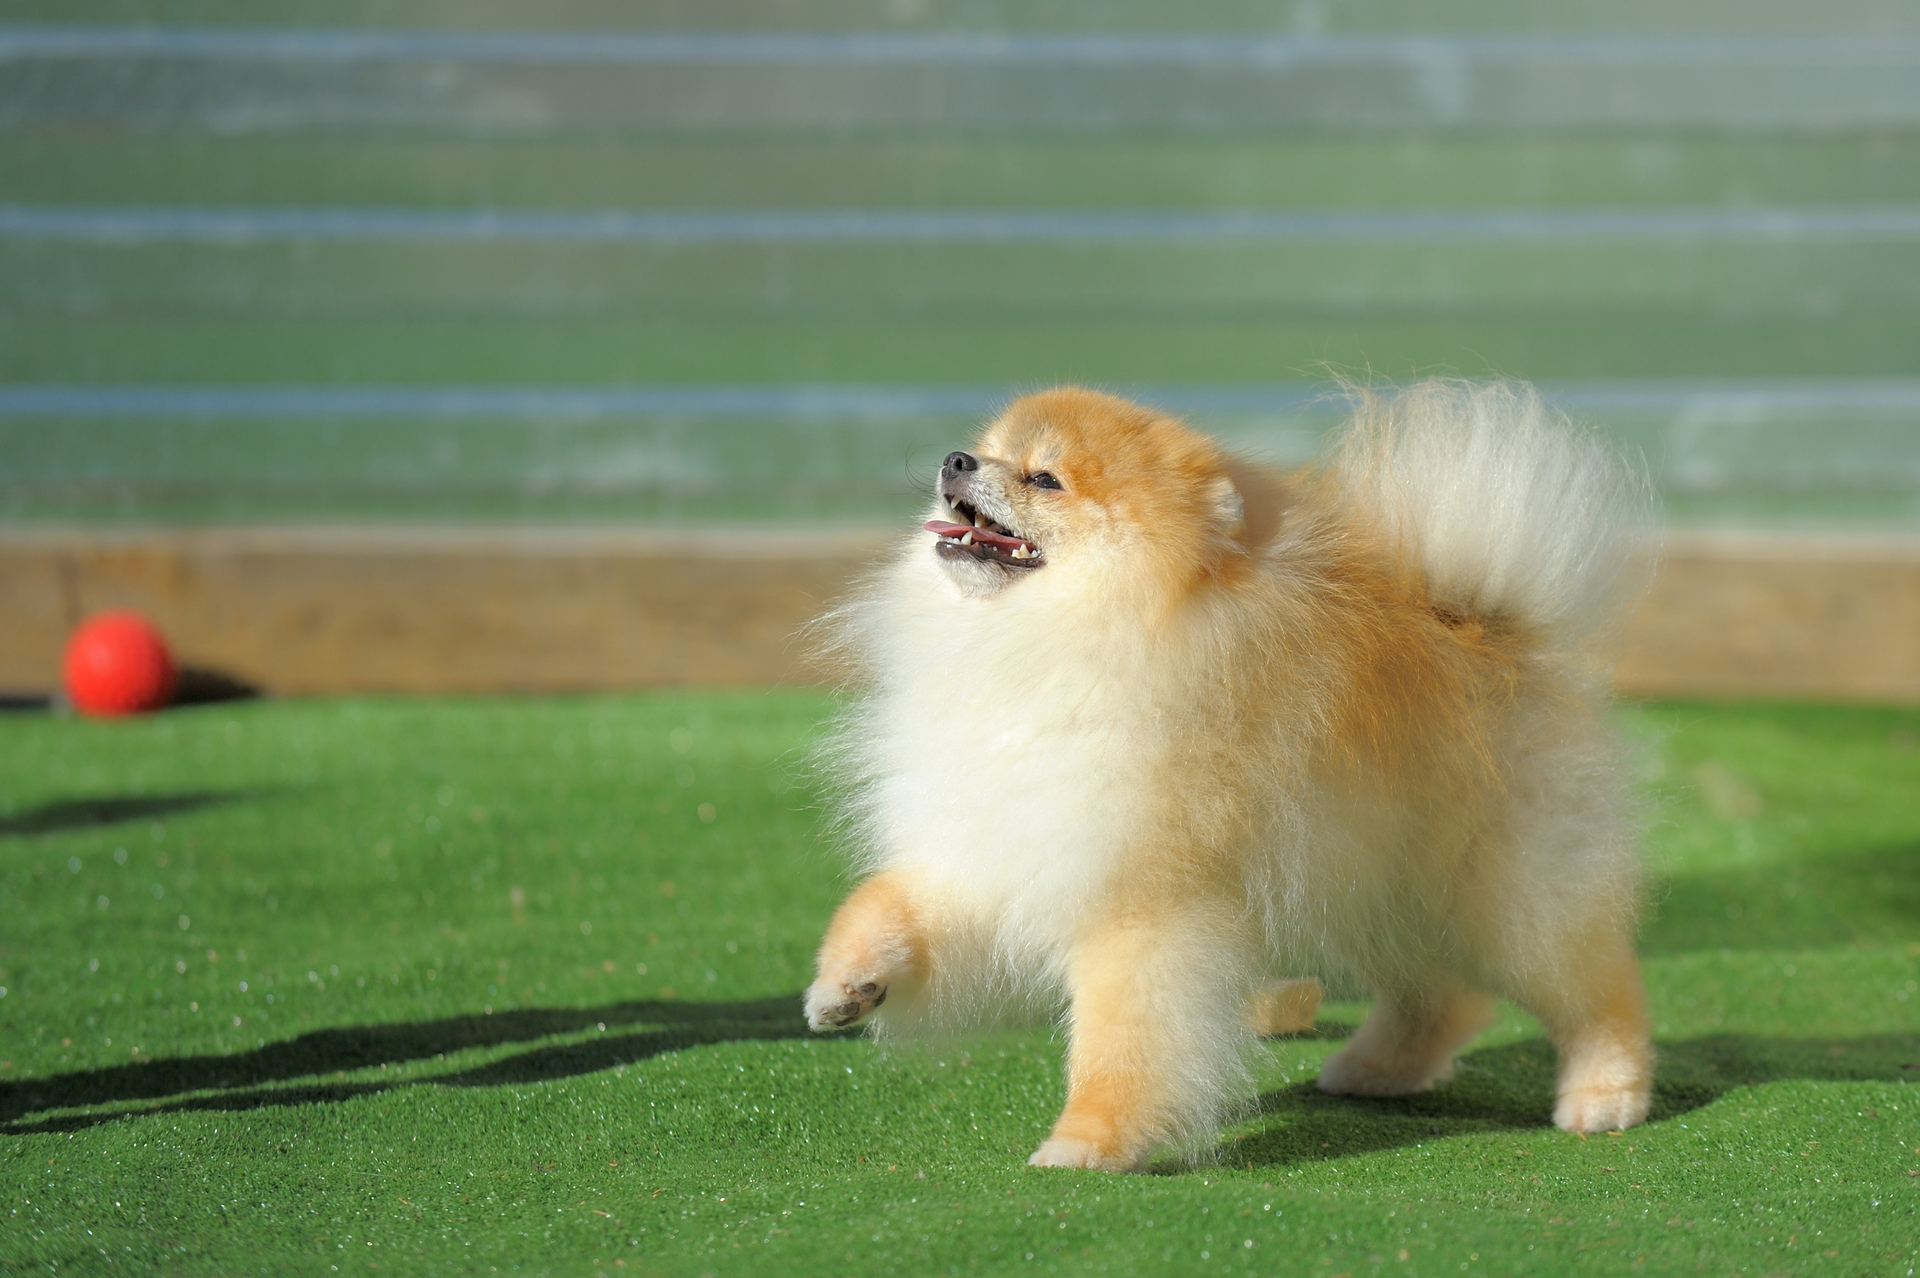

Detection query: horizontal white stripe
xmin=4 ymin=27 xmax=1915 ymax=65
xmin=5 ymin=206 xmax=1918 ymax=244
xmin=4 ymin=382 xmax=1918 ymax=420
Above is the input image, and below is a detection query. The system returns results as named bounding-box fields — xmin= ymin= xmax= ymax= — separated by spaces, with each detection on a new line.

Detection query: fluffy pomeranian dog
xmin=804 ymin=381 xmax=1654 ymax=1172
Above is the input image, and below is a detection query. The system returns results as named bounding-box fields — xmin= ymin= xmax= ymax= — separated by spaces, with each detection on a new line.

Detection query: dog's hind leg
xmin=804 ymin=870 xmax=928 ymax=1031
xmin=1507 ymin=930 xmax=1653 ymax=1133
xmin=1315 ymin=982 xmax=1496 ymax=1097
xmin=1030 ymin=906 xmax=1256 ymax=1173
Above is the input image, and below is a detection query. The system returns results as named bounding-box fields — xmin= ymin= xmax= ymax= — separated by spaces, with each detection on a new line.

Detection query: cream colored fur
xmin=805 ymin=380 xmax=1657 ymax=1171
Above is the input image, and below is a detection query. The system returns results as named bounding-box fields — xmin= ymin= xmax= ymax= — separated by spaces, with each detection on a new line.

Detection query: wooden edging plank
xmin=2 ymin=526 xmax=1916 ymax=703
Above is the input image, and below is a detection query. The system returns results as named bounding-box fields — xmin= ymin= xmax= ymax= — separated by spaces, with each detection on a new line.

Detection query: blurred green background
xmin=3 ymin=0 xmax=1917 ymax=526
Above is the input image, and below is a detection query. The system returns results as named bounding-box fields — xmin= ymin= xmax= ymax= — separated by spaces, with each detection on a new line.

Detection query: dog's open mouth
xmin=926 ymin=500 xmax=1043 ymax=568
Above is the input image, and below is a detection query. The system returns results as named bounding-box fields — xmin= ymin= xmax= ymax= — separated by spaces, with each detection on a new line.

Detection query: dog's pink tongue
xmin=924 ymin=519 xmax=1032 ymax=551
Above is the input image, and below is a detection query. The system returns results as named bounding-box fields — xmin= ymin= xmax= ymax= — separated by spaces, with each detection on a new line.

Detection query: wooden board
xmin=0 ymin=525 xmax=889 ymax=695
xmin=1615 ymin=530 xmax=1920 ymax=703
xmin=3 ymin=525 xmax=1916 ymax=702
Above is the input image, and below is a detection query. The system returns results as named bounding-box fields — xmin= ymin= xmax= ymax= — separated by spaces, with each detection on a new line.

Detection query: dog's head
xmin=926 ymin=387 xmax=1282 ymax=601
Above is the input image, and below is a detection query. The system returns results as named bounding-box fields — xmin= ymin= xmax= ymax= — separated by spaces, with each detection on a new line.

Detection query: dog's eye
xmin=1027 ymin=472 xmax=1063 ymax=490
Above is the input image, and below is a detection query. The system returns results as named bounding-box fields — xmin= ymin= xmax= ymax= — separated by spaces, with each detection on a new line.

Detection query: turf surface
xmin=2 ymin=694 xmax=1916 ymax=1275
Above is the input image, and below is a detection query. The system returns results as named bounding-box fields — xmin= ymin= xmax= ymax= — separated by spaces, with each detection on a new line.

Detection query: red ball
xmin=63 ymin=611 xmax=177 ymax=717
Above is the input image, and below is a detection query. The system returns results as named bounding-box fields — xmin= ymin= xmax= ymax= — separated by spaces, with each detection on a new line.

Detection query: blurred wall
xmin=2 ymin=2 xmax=1917 ymax=696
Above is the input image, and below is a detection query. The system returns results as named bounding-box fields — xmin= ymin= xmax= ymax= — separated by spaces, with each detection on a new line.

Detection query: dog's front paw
xmin=1553 ymin=1084 xmax=1650 ymax=1134
xmin=1027 ymin=1137 xmax=1143 ymax=1173
xmin=804 ymin=976 xmax=887 ymax=1031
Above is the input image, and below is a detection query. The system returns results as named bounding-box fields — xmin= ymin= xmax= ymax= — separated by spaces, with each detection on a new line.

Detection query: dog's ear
xmin=1218 ymin=457 xmax=1289 ymax=550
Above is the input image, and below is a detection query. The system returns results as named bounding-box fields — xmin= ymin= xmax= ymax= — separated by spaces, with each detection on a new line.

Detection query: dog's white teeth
xmin=973 ymin=511 xmax=987 ymax=527
xmin=1011 ymin=545 xmax=1032 ymax=559
xmin=959 ymin=531 xmax=974 ymax=546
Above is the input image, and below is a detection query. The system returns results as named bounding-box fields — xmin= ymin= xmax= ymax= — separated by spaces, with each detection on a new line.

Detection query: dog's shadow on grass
xmin=10 ymin=1007 xmax=1917 ymax=1156
xmin=0 ymin=789 xmax=256 ymax=837
xmin=1212 ymin=1030 xmax=1920 ymax=1170
xmin=0 ymin=994 xmax=812 ymax=1135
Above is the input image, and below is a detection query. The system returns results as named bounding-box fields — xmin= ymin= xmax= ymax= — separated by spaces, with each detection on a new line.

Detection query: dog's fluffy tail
xmin=1332 ymin=380 xmax=1654 ymax=650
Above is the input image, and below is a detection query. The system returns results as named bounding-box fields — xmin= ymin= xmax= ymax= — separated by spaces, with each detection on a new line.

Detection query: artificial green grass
xmin=2 ymin=695 xmax=1916 ymax=1276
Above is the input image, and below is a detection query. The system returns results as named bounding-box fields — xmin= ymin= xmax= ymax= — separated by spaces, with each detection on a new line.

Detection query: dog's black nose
xmin=942 ymin=451 xmax=979 ymax=477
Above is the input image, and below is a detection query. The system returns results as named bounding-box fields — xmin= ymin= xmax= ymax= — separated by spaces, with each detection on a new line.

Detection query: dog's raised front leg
xmin=804 ymin=870 xmax=927 ymax=1031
